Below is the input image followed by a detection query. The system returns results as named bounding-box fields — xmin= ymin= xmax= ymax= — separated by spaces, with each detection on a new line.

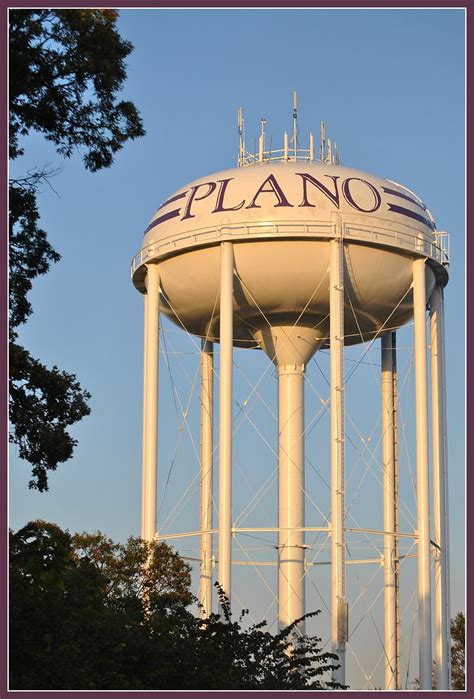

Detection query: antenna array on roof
xmin=237 ymin=92 xmax=340 ymax=167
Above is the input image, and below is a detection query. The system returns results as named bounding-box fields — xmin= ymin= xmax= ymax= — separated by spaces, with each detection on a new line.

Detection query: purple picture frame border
xmin=1 ymin=1 xmax=470 ymax=697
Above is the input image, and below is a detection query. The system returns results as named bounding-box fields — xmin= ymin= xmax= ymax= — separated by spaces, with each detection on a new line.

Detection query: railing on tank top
xmin=131 ymin=220 xmax=450 ymax=278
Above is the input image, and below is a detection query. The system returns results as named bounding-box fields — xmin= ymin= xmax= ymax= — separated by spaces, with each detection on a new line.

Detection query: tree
xmin=9 ymin=9 xmax=145 ymax=490
xmin=9 ymin=522 xmax=194 ymax=689
xmin=450 ymin=612 xmax=465 ymax=690
xmin=10 ymin=521 xmax=343 ymax=690
xmin=413 ymin=612 xmax=465 ymax=690
xmin=9 ymin=9 xmax=144 ymax=170
xmin=9 ymin=521 xmax=116 ymax=689
xmin=72 ymin=531 xmax=194 ymax=614
xmin=161 ymin=586 xmax=343 ymax=690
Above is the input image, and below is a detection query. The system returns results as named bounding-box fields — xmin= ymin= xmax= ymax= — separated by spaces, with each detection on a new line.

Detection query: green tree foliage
xmin=9 ymin=9 xmax=145 ymax=490
xmin=9 ymin=344 xmax=92 ymax=491
xmin=168 ymin=590 xmax=343 ymax=690
xmin=414 ymin=612 xmax=465 ymax=690
xmin=10 ymin=521 xmax=342 ymax=690
xmin=450 ymin=612 xmax=465 ymax=690
xmin=9 ymin=9 xmax=144 ymax=169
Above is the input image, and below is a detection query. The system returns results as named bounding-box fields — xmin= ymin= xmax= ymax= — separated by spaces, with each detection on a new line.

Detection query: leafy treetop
xmin=10 ymin=520 xmax=343 ymax=690
xmin=9 ymin=9 xmax=145 ymax=170
xmin=450 ymin=611 xmax=465 ymax=690
xmin=9 ymin=9 xmax=145 ymax=490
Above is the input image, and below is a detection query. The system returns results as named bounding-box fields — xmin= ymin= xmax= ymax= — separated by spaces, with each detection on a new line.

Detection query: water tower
xmin=131 ymin=95 xmax=450 ymax=690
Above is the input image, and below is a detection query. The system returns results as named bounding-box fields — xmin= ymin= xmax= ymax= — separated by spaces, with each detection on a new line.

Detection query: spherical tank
xmin=132 ymin=161 xmax=448 ymax=358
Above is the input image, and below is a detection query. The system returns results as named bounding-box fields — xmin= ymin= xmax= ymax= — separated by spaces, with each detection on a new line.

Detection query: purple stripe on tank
xmin=157 ymin=191 xmax=187 ymax=211
xmin=382 ymin=186 xmax=427 ymax=211
xmin=144 ymin=191 xmax=188 ymax=234
xmin=387 ymin=203 xmax=436 ymax=230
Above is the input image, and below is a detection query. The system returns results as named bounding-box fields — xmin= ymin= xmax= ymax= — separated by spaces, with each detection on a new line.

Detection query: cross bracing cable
xmin=232 ymin=453 xmax=275 ymax=527
xmin=233 ymin=538 xmax=281 ymax=632
xmin=157 ymin=352 xmax=282 ymax=535
xmin=346 ymin=536 xmax=418 ymax=687
xmin=404 ymin=601 xmax=418 ymax=688
xmin=231 ymin=588 xmax=260 ymax=627
xmin=233 ymin=469 xmax=278 ymax=527
xmin=235 ymin=536 xmax=279 ymax=608
xmin=232 ymin=264 xmax=331 ymax=365
xmin=398 ymin=345 xmax=418 ymax=507
xmin=305 ymin=450 xmax=331 ymax=491
xmin=347 ymin=640 xmax=376 ymax=689
xmin=345 ymin=286 xmax=414 ymax=384
xmin=306 ymin=316 xmax=418 ymax=532
xmin=345 ymin=511 xmax=385 ymax=561
xmin=306 ymin=532 xmax=332 ymax=573
xmin=159 ymin=472 xmax=200 ymax=535
xmin=160 ymin=275 xmax=331 ymax=509
xmin=346 ymin=288 xmax=382 ymax=389
xmin=365 ymin=586 xmax=418 ymax=689
xmin=157 ymin=265 xmax=424 ymax=682
xmin=234 ymin=360 xmax=277 ymax=420
xmin=157 ymin=329 xmax=201 ymax=526
xmin=156 ymin=294 xmax=220 ymax=528
xmin=367 ymin=584 xmax=418 ymax=690
xmin=157 ymin=348 xmax=197 ymax=526
xmin=300 ymin=286 xmax=414 ymax=450
xmin=225 ymin=280 xmax=360 ymax=532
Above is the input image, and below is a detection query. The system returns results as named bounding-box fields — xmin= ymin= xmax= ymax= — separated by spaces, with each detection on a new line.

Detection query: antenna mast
xmin=237 ymin=107 xmax=245 ymax=167
xmin=293 ymin=91 xmax=298 ymax=161
xmin=236 ymin=97 xmax=341 ymax=166
xmin=259 ymin=117 xmax=267 ymax=163
xmin=320 ymin=121 xmax=326 ymax=163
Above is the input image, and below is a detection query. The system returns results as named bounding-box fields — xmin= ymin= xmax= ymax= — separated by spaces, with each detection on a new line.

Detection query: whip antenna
xmin=293 ymin=91 xmax=298 ymax=161
xmin=237 ymin=107 xmax=245 ymax=167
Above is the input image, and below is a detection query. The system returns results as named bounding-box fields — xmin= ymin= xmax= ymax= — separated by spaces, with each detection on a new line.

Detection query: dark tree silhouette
xmin=9 ymin=9 xmax=145 ymax=490
xmin=450 ymin=612 xmax=465 ymax=690
xmin=10 ymin=521 xmax=344 ymax=690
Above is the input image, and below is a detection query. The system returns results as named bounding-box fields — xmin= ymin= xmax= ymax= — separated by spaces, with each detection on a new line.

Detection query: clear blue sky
xmin=9 ymin=8 xmax=465 ymax=689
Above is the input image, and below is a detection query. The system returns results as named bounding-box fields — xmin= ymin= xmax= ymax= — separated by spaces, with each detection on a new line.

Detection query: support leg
xmin=218 ymin=242 xmax=234 ymax=608
xmin=392 ymin=332 xmax=401 ymax=691
xmin=413 ymin=258 xmax=432 ymax=689
xmin=141 ymin=263 xmax=160 ymax=542
xmin=430 ymin=285 xmax=450 ymax=689
xmin=330 ymin=235 xmax=347 ymax=685
xmin=381 ymin=333 xmax=397 ymax=689
xmin=200 ymin=339 xmax=214 ymax=617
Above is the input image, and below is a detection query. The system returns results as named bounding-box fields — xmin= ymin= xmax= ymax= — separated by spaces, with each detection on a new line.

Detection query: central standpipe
xmin=254 ymin=324 xmax=323 ymax=634
xmin=278 ymin=363 xmax=305 ymax=632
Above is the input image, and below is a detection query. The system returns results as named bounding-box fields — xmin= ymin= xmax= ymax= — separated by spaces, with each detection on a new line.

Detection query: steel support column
xmin=199 ymin=339 xmax=214 ymax=617
xmin=413 ymin=258 xmax=432 ymax=689
xmin=381 ymin=333 xmax=397 ymax=688
xmin=141 ymin=263 xmax=160 ymax=542
xmin=430 ymin=285 xmax=450 ymax=689
xmin=392 ymin=332 xmax=401 ymax=691
xmin=330 ymin=232 xmax=347 ymax=686
xmin=218 ymin=242 xmax=234 ymax=607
